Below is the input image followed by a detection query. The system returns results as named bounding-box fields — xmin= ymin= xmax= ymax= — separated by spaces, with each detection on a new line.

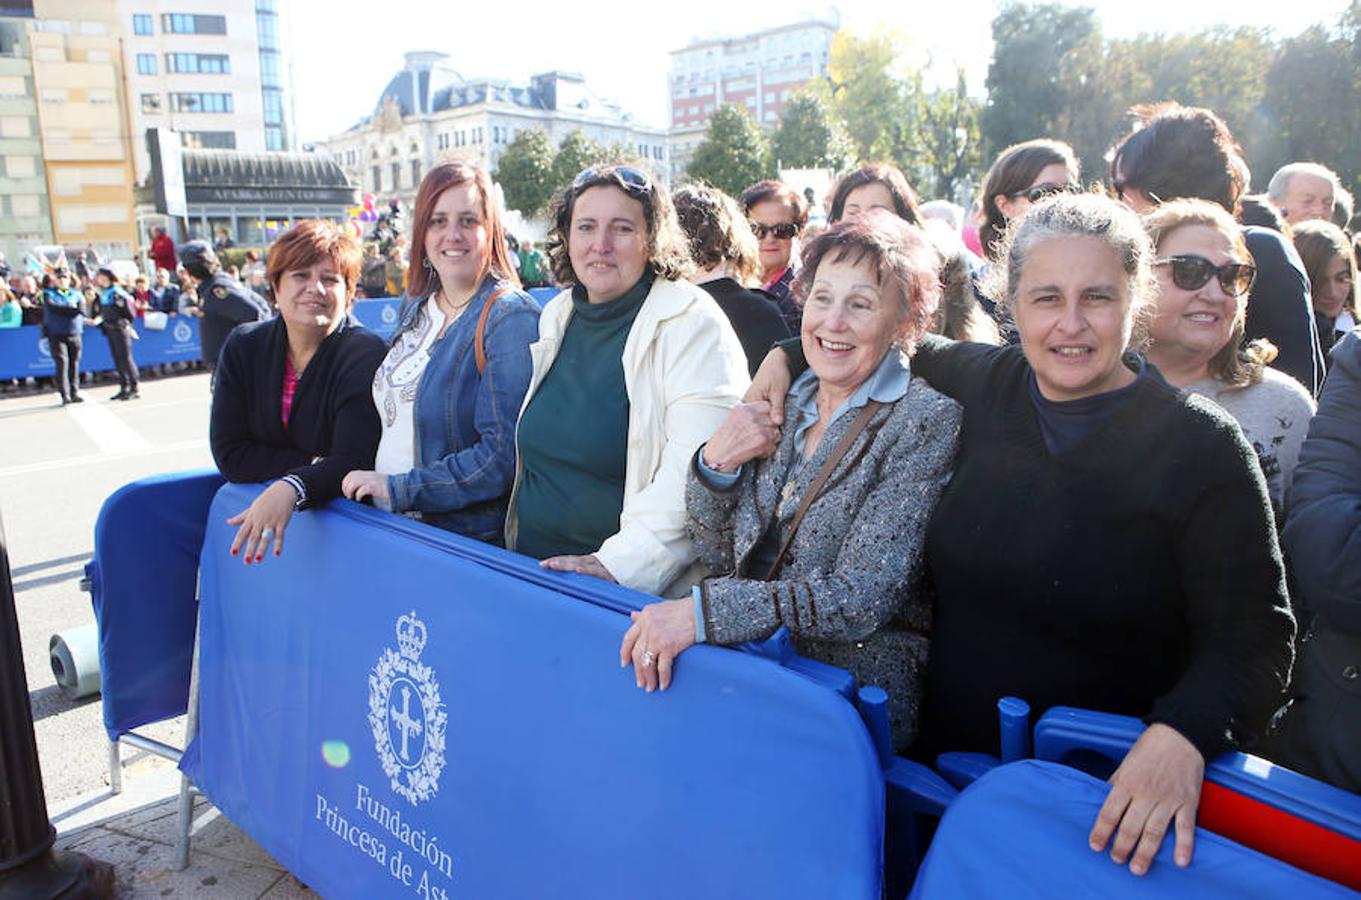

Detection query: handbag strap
xmin=474 ymin=284 xmax=510 ymax=375
xmin=763 ymin=399 xmax=885 ymax=580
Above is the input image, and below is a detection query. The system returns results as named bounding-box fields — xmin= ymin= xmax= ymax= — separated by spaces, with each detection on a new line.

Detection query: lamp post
xmin=0 ymin=511 xmax=112 ymax=897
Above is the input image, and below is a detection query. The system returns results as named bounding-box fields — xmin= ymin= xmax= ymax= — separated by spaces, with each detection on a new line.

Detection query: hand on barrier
xmin=227 ymin=481 xmax=296 ymax=563
xmin=744 ymin=346 xmax=793 ymax=426
xmin=540 ymin=554 xmax=616 ymax=583
xmin=620 ymin=599 xmax=696 ymax=692
xmin=703 ymin=402 xmax=782 ymax=470
xmin=341 ymin=469 xmax=389 ymax=507
xmin=1088 ymin=722 xmax=1204 ymax=876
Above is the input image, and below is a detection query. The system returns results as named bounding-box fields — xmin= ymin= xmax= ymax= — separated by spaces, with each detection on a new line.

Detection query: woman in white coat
xmin=505 ymin=165 xmax=749 ymax=596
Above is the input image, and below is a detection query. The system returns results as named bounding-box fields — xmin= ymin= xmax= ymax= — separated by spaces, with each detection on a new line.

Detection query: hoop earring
xmin=422 ymin=256 xmax=434 ymax=272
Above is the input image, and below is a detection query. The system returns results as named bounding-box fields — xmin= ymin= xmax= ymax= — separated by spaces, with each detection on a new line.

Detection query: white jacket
xmin=506 ymin=277 xmax=750 ymax=595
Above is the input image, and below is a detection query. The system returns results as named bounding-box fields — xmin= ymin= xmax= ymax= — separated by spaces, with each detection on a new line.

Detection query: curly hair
xmin=544 ymin=165 xmax=692 ymax=287
xmin=673 ymin=184 xmax=760 ymax=285
xmin=983 ymin=192 xmax=1157 ymax=350
xmin=792 ymin=211 xmax=940 ymax=355
xmin=1109 ymin=103 xmax=1245 ymax=215
xmin=978 ymin=139 xmax=1080 ymax=261
xmin=827 ymin=163 xmax=922 ymax=226
xmin=1143 ymin=199 xmax=1276 ymax=391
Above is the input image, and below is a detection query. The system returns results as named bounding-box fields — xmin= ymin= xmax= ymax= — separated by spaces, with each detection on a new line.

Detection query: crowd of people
xmin=58 ymin=97 xmax=1351 ymax=879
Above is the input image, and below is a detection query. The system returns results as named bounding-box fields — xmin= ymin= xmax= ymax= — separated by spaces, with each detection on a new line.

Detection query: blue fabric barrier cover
xmin=0 ymin=318 xmax=203 ymax=380
xmin=908 ymin=760 xmax=1356 ymax=899
xmin=350 ymin=298 xmax=403 ymax=340
xmin=90 ymin=469 xmax=225 ymax=740
xmin=183 ymin=483 xmax=885 ymax=899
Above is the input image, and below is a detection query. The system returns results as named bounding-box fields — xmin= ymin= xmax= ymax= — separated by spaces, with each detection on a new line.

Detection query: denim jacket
xmin=385 ymin=275 xmax=540 ymax=543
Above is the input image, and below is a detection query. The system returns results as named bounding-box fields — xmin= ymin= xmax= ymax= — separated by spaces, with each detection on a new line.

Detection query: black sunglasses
xmin=750 ymin=222 xmax=799 ymax=240
xmin=572 ymin=165 xmax=653 ymax=196
xmin=1009 ymin=182 xmax=1081 ymax=203
xmin=1154 ymin=255 xmax=1257 ymax=297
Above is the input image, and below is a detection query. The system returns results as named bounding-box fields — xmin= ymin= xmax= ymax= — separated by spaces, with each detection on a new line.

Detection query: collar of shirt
xmin=786 ymin=347 xmax=911 ymax=460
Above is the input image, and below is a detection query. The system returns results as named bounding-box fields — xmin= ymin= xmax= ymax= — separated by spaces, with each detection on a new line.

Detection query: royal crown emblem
xmin=369 ymin=610 xmax=446 ymax=805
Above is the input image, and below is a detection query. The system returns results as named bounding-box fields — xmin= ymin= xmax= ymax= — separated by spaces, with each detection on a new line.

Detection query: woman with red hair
xmin=211 ymin=218 xmax=388 ymax=562
xmin=341 ymin=160 xmax=539 ymax=543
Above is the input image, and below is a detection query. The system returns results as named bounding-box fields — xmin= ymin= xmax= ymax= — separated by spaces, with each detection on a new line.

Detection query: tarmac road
xmin=2 ymin=370 xmax=215 ymax=808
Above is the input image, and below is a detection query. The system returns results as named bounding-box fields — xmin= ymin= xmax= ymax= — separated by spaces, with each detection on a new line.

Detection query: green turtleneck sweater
xmin=513 ymin=273 xmax=652 ymax=559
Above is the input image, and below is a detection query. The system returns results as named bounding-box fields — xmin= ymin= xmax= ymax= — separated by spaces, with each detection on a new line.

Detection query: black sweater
xmin=910 ymin=336 xmax=1295 ymax=761
xmin=210 ymin=316 xmax=387 ymax=505
xmin=697 ymin=277 xmax=791 ymax=377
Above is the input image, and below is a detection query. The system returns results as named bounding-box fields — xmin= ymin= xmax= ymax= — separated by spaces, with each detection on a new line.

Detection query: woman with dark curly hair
xmin=505 ymin=165 xmax=749 ymax=595
xmin=674 ymin=183 xmax=790 ymax=375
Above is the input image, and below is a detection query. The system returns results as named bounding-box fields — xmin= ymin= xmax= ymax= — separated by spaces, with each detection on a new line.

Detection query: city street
xmin=2 ymin=371 xmax=213 ymax=808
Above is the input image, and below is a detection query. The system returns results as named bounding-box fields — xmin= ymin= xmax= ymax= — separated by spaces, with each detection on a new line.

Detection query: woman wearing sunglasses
xmin=740 ymin=179 xmax=808 ymax=333
xmin=742 ymin=193 xmax=1294 ymax=878
xmin=977 ymin=139 xmax=1081 ymax=261
xmin=1143 ymin=200 xmax=1316 ymax=520
xmin=505 ymin=165 xmax=748 ymax=595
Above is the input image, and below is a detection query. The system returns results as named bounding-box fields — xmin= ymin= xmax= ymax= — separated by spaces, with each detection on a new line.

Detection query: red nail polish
xmin=231 ymin=548 xmax=238 ymax=556
xmin=255 ymin=554 xmax=264 ymax=562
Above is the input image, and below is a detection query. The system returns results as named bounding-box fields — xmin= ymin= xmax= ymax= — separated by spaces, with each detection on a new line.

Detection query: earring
xmin=422 ymin=257 xmax=434 ymax=272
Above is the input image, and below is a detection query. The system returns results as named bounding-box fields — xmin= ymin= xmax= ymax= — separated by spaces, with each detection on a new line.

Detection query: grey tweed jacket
xmin=686 ymin=374 xmax=961 ymax=750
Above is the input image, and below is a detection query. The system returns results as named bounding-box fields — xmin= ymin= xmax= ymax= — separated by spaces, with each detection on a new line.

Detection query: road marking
xmin=65 ymin=400 xmax=153 ymax=454
xmin=0 ymin=438 xmax=209 ymax=479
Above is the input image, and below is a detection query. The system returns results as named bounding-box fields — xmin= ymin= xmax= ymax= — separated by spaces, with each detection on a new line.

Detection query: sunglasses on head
xmin=750 ymin=222 xmax=799 ymax=240
xmin=1154 ymin=255 xmax=1257 ymax=296
xmin=1009 ymin=182 xmax=1081 ymax=203
xmin=572 ymin=165 xmax=653 ymax=196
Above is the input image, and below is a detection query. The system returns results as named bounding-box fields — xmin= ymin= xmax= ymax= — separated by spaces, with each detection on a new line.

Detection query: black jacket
xmin=200 ymin=271 xmax=270 ymax=366
xmin=210 ymin=316 xmax=387 ymax=505
xmin=697 ymin=277 xmax=791 ymax=377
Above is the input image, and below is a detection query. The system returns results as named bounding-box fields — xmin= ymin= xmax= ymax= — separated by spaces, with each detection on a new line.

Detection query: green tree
xmin=686 ymin=104 xmax=774 ymax=197
xmin=551 ymin=129 xmax=612 ymax=192
xmin=982 ymin=2 xmax=1098 ymax=158
xmin=495 ymin=128 xmax=556 ymax=217
xmin=820 ymin=28 xmax=923 ymax=172
xmin=921 ymin=70 xmax=983 ymax=201
xmin=771 ymin=93 xmax=853 ymax=171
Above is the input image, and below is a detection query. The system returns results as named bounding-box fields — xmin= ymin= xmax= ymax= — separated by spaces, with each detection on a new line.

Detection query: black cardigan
xmin=697 ymin=277 xmax=791 ymax=377
xmin=210 ymin=316 xmax=387 ymax=505
xmin=911 ymin=336 xmax=1295 ymax=761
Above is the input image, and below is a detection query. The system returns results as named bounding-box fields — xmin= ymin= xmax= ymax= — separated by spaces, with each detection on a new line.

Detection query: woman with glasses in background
xmin=977 ymin=139 xmax=1081 ymax=262
xmin=1143 ymin=199 xmax=1315 ymax=521
xmin=505 ymin=165 xmax=749 ymax=596
xmin=740 ymin=179 xmax=809 ymax=333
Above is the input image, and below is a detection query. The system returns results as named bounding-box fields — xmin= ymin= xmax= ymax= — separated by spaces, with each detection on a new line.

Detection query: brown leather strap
xmin=474 ymin=285 xmax=509 ymax=375
xmin=764 ymin=399 xmax=885 ymax=580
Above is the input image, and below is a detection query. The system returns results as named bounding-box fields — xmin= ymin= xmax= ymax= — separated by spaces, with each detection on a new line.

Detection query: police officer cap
xmin=97 ymin=266 xmax=119 ymax=281
xmin=178 ymin=240 xmax=218 ymax=269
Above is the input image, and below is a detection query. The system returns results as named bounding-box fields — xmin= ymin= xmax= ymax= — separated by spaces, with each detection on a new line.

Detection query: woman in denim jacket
xmin=342 ymin=161 xmax=539 ymax=543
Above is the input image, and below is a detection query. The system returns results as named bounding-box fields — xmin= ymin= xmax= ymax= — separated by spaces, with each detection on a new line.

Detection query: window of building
xmin=5 ymin=155 xmax=34 ymax=177
xmin=140 ymin=93 xmax=161 ymax=113
xmin=258 ymin=51 xmax=281 ymax=87
xmin=410 ymin=159 xmax=420 ymax=186
xmin=180 ymin=130 xmax=235 ymax=149
xmin=688 ymin=105 xmax=698 ymax=115
xmin=781 ymin=89 xmax=790 ymax=101
xmin=262 ymin=89 xmax=283 ymax=125
xmin=165 ymin=53 xmax=229 ymax=74
xmin=391 ymin=162 xmax=401 ymax=190
xmin=170 ymin=92 xmax=233 ymax=113
xmin=703 ymin=102 xmax=713 ymax=113
xmin=89 ymin=89 xmax=114 ymax=105
xmin=136 ymin=53 xmax=156 ymax=75
xmin=764 ymin=92 xmax=774 ymax=103
xmin=745 ymin=96 xmax=755 ymax=108
xmin=256 ymin=12 xmax=278 ymax=50
xmin=161 ymin=14 xmax=226 ymax=34
xmin=265 ymin=128 xmax=283 ymax=151
xmin=11 ymin=194 xmax=39 ymax=216
xmin=0 ymin=76 xmax=24 ymax=99
xmin=764 ymin=110 xmax=776 ymax=122
xmin=372 ymin=165 xmax=381 ymax=190
xmin=132 ymin=14 xmax=152 ymax=35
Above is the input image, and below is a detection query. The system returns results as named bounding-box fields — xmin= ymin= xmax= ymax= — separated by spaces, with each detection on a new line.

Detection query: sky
xmin=284 ymin=0 xmax=1352 ymax=146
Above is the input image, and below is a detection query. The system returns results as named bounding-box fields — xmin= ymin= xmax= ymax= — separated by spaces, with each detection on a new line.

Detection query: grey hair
xmin=983 ymin=192 xmax=1157 ymax=349
xmin=1267 ymin=162 xmax=1341 ymax=204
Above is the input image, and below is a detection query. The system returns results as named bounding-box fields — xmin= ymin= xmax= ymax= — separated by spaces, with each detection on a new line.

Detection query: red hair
xmin=266 ymin=219 xmax=363 ymax=304
xmin=407 ymin=159 xmax=519 ymax=297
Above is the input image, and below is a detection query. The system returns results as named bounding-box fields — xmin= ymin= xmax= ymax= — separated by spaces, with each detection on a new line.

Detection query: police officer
xmin=94 ymin=266 xmax=140 ymax=400
xmin=178 ymin=239 xmax=269 ymax=372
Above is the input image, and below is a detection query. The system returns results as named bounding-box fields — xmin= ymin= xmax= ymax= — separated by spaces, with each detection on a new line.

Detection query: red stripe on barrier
xmin=1199 ymin=781 xmax=1361 ymax=891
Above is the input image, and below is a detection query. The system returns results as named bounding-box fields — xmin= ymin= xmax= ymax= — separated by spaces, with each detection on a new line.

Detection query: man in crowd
xmin=149 ymin=226 xmax=177 ymax=280
xmin=518 ymin=240 xmax=548 ymax=289
xmin=1268 ymin=162 xmax=1341 ymax=225
xmin=178 ymin=240 xmax=269 ymax=372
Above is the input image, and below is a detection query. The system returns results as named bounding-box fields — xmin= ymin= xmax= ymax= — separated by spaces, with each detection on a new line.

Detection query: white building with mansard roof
xmin=313 ymin=51 xmax=669 ymax=213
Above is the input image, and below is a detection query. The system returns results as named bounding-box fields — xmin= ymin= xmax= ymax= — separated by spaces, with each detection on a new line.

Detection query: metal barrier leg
xmin=108 ymin=738 xmax=122 ymax=795
xmin=174 ymin=610 xmax=202 ymax=871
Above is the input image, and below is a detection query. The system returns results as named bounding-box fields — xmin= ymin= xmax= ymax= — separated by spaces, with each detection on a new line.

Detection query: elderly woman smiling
xmin=621 ymin=213 xmax=961 ymax=751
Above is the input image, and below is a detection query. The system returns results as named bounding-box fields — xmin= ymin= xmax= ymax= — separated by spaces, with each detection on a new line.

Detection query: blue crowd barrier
xmin=88 ymin=469 xmax=225 ymax=740
xmin=908 ymin=760 xmax=1356 ymax=899
xmin=0 ymin=318 xmax=203 ymax=381
xmin=180 ymin=482 xmax=885 ymax=899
